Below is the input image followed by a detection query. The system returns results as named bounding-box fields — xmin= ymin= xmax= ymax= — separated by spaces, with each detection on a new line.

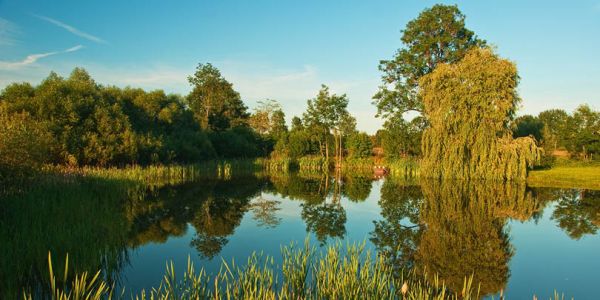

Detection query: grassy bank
xmin=527 ymin=159 xmax=600 ymax=190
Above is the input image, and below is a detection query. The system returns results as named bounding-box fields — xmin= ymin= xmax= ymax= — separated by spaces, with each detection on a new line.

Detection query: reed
xmin=297 ymin=156 xmax=329 ymax=171
xmin=385 ymin=158 xmax=420 ymax=179
xmin=29 ymin=240 xmax=571 ymax=300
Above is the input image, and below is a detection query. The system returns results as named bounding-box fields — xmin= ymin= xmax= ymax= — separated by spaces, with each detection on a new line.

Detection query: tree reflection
xmin=249 ymin=195 xmax=282 ymax=228
xmin=552 ymin=189 xmax=600 ymax=239
xmin=370 ymin=179 xmax=422 ymax=270
xmin=417 ymin=180 xmax=545 ymax=296
xmin=370 ymin=179 xmax=545 ymax=297
xmin=342 ymin=175 xmax=373 ymax=202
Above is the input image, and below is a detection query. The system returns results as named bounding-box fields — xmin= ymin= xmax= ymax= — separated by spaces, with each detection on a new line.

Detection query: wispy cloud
xmin=0 ymin=45 xmax=83 ymax=70
xmin=0 ymin=17 xmax=19 ymax=46
xmin=33 ymin=14 xmax=106 ymax=44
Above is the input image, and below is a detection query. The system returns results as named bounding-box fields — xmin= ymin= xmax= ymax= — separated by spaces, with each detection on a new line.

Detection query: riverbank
xmin=527 ymin=159 xmax=600 ymax=190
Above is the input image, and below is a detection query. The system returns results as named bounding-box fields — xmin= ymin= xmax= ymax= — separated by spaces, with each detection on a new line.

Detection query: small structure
xmin=373 ymin=165 xmax=388 ymax=176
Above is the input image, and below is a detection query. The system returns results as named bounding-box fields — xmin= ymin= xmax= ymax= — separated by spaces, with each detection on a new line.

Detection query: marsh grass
xmin=385 ymin=158 xmax=420 ymax=178
xmin=33 ymin=241 xmax=486 ymax=300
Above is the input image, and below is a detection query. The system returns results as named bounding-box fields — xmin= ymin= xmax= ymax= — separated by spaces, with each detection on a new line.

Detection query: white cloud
xmin=0 ymin=17 xmax=19 ymax=46
xmin=0 ymin=45 xmax=83 ymax=70
xmin=33 ymin=14 xmax=107 ymax=44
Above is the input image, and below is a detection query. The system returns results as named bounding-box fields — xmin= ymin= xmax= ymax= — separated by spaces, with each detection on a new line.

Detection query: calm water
xmin=2 ymin=173 xmax=599 ymax=299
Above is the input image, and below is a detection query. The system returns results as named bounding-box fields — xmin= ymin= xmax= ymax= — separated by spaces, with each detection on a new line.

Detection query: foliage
xmin=32 ymin=241 xmax=488 ymax=300
xmin=512 ymin=115 xmax=544 ymax=142
xmin=380 ymin=115 xmax=425 ymax=159
xmin=0 ymin=106 xmax=52 ymax=187
xmin=345 ymin=131 xmax=373 ymax=159
xmin=373 ymin=4 xmax=485 ymax=122
xmin=0 ymin=67 xmax=274 ymax=172
xmin=186 ymin=63 xmax=249 ymax=131
xmin=420 ymin=48 xmax=541 ymax=180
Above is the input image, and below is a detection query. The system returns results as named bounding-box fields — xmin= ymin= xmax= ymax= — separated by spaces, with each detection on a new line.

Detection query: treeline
xmin=0 ymin=65 xmax=271 ymax=184
xmin=0 ymin=64 xmax=375 ymax=185
xmin=513 ymin=105 xmax=600 ymax=163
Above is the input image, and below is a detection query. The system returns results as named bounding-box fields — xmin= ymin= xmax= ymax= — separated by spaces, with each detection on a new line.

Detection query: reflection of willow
xmin=551 ymin=189 xmax=600 ymax=239
xmin=414 ymin=180 xmax=542 ymax=296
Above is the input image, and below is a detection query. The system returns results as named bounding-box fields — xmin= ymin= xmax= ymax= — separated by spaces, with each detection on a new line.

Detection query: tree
xmin=380 ymin=115 xmax=425 ymax=158
xmin=303 ymin=85 xmax=351 ymax=167
xmin=538 ymin=109 xmax=569 ymax=150
xmin=346 ymin=132 xmax=372 ymax=159
xmin=0 ymin=106 xmax=52 ymax=186
xmin=420 ymin=48 xmax=540 ymax=180
xmin=567 ymin=105 xmax=600 ymax=160
xmin=373 ymin=4 xmax=485 ymax=123
xmin=187 ymin=63 xmax=249 ymax=131
xmin=249 ymin=99 xmax=288 ymax=139
xmin=512 ymin=115 xmax=544 ymax=142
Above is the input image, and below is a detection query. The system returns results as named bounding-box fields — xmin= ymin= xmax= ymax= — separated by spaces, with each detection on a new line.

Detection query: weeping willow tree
xmin=420 ymin=48 xmax=541 ymax=180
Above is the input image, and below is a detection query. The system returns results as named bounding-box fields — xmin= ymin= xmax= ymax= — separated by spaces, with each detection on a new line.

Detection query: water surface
xmin=2 ymin=173 xmax=599 ymax=298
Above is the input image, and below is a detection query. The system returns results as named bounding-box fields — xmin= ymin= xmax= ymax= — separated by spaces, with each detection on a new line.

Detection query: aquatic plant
xmin=32 ymin=241 xmax=484 ymax=299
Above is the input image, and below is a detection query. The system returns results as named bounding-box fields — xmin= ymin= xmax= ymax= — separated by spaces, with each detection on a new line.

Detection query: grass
xmin=31 ymin=241 xmax=483 ymax=300
xmin=527 ymin=159 xmax=600 ymax=190
xmin=28 ymin=240 xmax=572 ymax=300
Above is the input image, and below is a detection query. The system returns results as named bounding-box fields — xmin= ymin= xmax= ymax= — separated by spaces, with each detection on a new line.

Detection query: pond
xmin=1 ymin=173 xmax=599 ymax=299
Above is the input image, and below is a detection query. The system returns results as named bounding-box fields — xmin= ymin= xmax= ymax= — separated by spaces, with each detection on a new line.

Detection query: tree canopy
xmin=420 ymin=48 xmax=540 ymax=180
xmin=373 ymin=4 xmax=485 ymax=121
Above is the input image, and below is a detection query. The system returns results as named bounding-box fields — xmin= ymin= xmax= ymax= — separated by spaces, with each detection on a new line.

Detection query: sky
xmin=0 ymin=0 xmax=599 ymax=133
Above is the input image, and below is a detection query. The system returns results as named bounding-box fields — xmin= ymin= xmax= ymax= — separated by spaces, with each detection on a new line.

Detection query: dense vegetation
xmin=1 ymin=4 xmax=597 ymax=185
xmin=420 ymin=48 xmax=540 ymax=180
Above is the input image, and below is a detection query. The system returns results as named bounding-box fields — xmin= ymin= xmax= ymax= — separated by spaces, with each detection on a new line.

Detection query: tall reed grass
xmin=31 ymin=240 xmax=571 ymax=300
xmin=32 ymin=241 xmax=483 ymax=299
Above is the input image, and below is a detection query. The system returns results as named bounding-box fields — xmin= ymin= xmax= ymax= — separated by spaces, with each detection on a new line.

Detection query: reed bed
xmin=31 ymin=241 xmax=571 ymax=300
xmin=385 ymin=158 xmax=420 ymax=178
xmin=43 ymin=159 xmax=264 ymax=187
xmin=297 ymin=156 xmax=329 ymax=171
xmin=32 ymin=241 xmax=485 ymax=300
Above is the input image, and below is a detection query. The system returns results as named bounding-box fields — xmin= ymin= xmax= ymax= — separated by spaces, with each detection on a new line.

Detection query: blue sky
xmin=1 ymin=0 xmax=599 ymax=133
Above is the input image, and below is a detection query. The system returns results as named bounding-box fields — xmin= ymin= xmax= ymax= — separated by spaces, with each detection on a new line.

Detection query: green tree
xmin=0 ymin=106 xmax=52 ymax=186
xmin=345 ymin=132 xmax=372 ymax=159
xmin=420 ymin=48 xmax=540 ymax=180
xmin=187 ymin=63 xmax=249 ymax=131
xmin=373 ymin=4 xmax=485 ymax=122
xmin=512 ymin=115 xmax=544 ymax=142
xmin=380 ymin=115 xmax=424 ymax=158
xmin=538 ymin=109 xmax=569 ymax=150
xmin=303 ymin=85 xmax=351 ymax=166
xmin=567 ymin=105 xmax=600 ymax=160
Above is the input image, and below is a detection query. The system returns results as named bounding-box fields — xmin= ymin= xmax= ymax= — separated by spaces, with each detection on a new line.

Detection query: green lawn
xmin=527 ymin=161 xmax=600 ymax=190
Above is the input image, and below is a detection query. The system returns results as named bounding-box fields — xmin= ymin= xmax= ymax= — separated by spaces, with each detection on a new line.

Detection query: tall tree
xmin=249 ymin=99 xmax=288 ymax=138
xmin=187 ymin=63 xmax=249 ymax=131
xmin=373 ymin=4 xmax=485 ymax=123
xmin=303 ymin=85 xmax=351 ymax=167
xmin=420 ymin=48 xmax=540 ymax=180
